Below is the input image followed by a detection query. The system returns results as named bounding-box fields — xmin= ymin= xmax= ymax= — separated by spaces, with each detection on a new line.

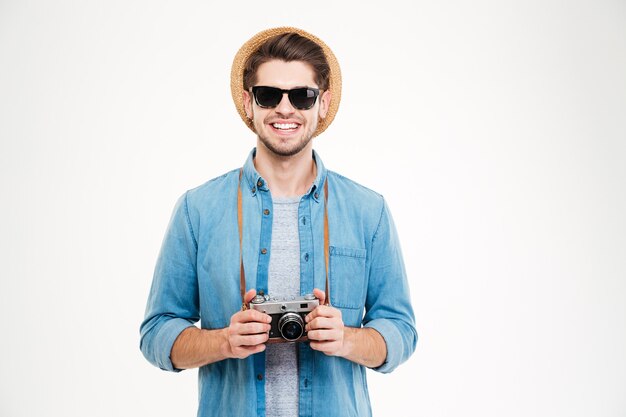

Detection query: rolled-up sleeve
xmin=140 ymin=192 xmax=199 ymax=372
xmin=363 ymin=198 xmax=417 ymax=373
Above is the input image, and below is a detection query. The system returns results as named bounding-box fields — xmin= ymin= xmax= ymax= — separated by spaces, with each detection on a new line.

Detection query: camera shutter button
xmin=251 ymin=295 xmax=266 ymax=304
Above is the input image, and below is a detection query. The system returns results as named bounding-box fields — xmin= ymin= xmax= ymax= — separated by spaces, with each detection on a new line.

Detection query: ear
xmin=318 ymin=90 xmax=332 ymax=119
xmin=243 ymin=90 xmax=253 ymax=119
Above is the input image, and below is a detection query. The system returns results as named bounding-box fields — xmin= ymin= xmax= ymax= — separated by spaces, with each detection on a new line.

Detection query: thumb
xmin=244 ymin=289 xmax=257 ymax=304
xmin=313 ymin=288 xmax=326 ymax=305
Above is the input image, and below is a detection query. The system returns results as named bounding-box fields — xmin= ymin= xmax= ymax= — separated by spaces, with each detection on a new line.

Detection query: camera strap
xmin=238 ymin=169 xmax=331 ymax=310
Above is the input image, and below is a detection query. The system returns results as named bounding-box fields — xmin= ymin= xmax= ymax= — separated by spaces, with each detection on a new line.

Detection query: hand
xmin=305 ymin=288 xmax=346 ymax=356
xmin=223 ymin=289 xmax=272 ymax=359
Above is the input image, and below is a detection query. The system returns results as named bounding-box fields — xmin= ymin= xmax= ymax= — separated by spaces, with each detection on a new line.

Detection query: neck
xmin=253 ymin=142 xmax=317 ymax=198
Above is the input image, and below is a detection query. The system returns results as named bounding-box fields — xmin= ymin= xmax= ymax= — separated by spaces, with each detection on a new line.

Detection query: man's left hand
xmin=305 ymin=288 xmax=346 ymax=356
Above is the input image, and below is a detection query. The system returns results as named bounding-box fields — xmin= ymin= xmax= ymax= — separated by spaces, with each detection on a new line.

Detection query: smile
xmin=271 ymin=122 xmax=300 ymax=130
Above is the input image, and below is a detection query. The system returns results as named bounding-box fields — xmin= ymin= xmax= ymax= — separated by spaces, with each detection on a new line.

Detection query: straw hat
xmin=230 ymin=27 xmax=342 ymax=137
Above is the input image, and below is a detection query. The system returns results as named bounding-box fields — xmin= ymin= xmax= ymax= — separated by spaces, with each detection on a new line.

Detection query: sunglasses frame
xmin=251 ymin=86 xmax=321 ymax=110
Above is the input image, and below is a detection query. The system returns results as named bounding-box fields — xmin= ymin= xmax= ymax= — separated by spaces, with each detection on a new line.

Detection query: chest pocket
xmin=329 ymin=246 xmax=367 ymax=310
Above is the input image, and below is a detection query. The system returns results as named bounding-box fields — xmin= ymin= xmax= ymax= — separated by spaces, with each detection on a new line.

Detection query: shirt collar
xmin=242 ymin=147 xmax=327 ymax=202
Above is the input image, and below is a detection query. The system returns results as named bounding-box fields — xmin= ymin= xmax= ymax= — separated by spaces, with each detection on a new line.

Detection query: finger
xmin=232 ymin=344 xmax=266 ymax=359
xmin=313 ymin=288 xmax=326 ymax=305
xmin=235 ymin=321 xmax=271 ymax=335
xmin=305 ymin=306 xmax=322 ymax=323
xmin=244 ymin=289 xmax=257 ymax=304
xmin=306 ymin=305 xmax=340 ymax=323
xmin=232 ymin=332 xmax=269 ymax=347
xmin=307 ymin=329 xmax=342 ymax=342
xmin=309 ymin=340 xmax=341 ymax=354
xmin=234 ymin=309 xmax=272 ymax=324
xmin=306 ymin=317 xmax=337 ymax=331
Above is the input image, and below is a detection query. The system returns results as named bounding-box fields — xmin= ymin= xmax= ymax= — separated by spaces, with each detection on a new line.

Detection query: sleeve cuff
xmin=364 ymin=318 xmax=403 ymax=374
xmin=154 ymin=318 xmax=196 ymax=372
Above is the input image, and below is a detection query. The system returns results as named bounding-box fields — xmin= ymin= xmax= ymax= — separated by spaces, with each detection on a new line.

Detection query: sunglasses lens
xmin=252 ymin=87 xmax=320 ymax=110
xmin=253 ymin=87 xmax=282 ymax=108
xmin=289 ymin=88 xmax=318 ymax=110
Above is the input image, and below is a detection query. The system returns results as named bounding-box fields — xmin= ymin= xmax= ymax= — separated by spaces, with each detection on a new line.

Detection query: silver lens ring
xmin=278 ymin=312 xmax=304 ymax=341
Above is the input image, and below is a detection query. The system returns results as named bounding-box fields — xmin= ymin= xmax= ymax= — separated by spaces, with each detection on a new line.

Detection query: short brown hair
xmin=243 ymin=33 xmax=330 ymax=91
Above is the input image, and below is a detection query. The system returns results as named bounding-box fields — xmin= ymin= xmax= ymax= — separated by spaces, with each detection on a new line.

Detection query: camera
xmin=250 ymin=293 xmax=319 ymax=343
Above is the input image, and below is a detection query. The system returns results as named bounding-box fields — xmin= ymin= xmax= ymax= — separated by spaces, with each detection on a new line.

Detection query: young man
xmin=140 ymin=27 xmax=417 ymax=417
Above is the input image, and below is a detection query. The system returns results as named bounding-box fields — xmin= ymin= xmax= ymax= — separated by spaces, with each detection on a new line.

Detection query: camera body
xmin=250 ymin=293 xmax=319 ymax=343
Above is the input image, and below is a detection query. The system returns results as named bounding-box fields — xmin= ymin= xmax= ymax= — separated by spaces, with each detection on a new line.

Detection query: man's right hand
xmin=170 ymin=289 xmax=271 ymax=369
xmin=222 ymin=289 xmax=272 ymax=359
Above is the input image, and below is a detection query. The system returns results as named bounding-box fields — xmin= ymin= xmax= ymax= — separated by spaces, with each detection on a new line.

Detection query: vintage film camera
xmin=250 ymin=293 xmax=319 ymax=343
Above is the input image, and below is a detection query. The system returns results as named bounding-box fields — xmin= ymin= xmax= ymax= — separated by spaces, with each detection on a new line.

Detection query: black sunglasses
xmin=251 ymin=86 xmax=320 ymax=110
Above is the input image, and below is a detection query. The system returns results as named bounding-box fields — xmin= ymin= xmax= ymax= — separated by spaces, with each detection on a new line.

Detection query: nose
xmin=275 ymin=92 xmax=295 ymax=115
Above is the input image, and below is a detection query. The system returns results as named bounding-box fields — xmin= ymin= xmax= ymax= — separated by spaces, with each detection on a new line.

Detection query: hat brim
xmin=230 ymin=27 xmax=341 ymax=138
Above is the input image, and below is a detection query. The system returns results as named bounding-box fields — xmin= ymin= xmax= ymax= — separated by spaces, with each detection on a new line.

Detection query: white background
xmin=1 ymin=1 xmax=625 ymax=416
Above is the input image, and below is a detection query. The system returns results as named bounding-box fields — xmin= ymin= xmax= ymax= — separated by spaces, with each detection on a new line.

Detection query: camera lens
xmin=278 ymin=312 xmax=304 ymax=341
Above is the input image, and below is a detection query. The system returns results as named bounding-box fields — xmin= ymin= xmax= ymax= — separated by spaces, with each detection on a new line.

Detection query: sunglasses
xmin=251 ymin=86 xmax=320 ymax=110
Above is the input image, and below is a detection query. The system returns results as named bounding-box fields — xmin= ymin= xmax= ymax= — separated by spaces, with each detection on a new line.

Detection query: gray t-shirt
xmin=265 ymin=196 xmax=301 ymax=417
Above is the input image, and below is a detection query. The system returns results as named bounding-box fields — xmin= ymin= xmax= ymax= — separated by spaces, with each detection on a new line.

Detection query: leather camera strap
xmin=238 ymin=169 xmax=247 ymax=310
xmin=323 ymin=178 xmax=330 ymax=306
xmin=238 ymin=169 xmax=331 ymax=310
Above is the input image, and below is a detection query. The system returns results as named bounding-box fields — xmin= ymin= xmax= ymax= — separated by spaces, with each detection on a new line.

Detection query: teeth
xmin=272 ymin=123 xmax=298 ymax=130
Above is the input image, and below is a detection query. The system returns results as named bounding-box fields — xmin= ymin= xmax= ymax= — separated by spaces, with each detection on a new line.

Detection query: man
xmin=140 ymin=27 xmax=417 ymax=417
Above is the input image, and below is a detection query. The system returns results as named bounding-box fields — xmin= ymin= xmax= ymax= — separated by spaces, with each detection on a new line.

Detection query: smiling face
xmin=243 ymin=60 xmax=330 ymax=158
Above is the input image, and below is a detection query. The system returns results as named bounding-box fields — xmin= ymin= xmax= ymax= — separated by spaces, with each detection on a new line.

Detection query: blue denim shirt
xmin=140 ymin=148 xmax=417 ymax=417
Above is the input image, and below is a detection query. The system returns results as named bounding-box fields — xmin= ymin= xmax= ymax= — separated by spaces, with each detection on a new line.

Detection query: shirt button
xmin=301 ymin=217 xmax=306 ymax=225
xmin=263 ymin=209 xmax=270 ymax=215
xmin=261 ymin=248 xmax=267 ymax=255
xmin=314 ymin=192 xmax=319 ymax=199
xmin=304 ymin=253 xmax=309 ymax=262
xmin=251 ymin=187 xmax=256 ymax=193
xmin=257 ymin=374 xmax=263 ymax=381
xmin=257 ymin=179 xmax=264 ymax=187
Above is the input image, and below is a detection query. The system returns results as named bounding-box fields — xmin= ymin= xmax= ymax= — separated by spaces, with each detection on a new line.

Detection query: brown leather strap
xmin=323 ymin=179 xmax=331 ymax=306
xmin=237 ymin=170 xmax=330 ymax=309
xmin=238 ymin=169 xmax=248 ymax=311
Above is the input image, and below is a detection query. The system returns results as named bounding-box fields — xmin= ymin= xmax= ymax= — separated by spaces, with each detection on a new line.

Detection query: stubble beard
xmin=255 ymin=117 xmax=318 ymax=158
xmin=257 ymin=131 xmax=312 ymax=157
